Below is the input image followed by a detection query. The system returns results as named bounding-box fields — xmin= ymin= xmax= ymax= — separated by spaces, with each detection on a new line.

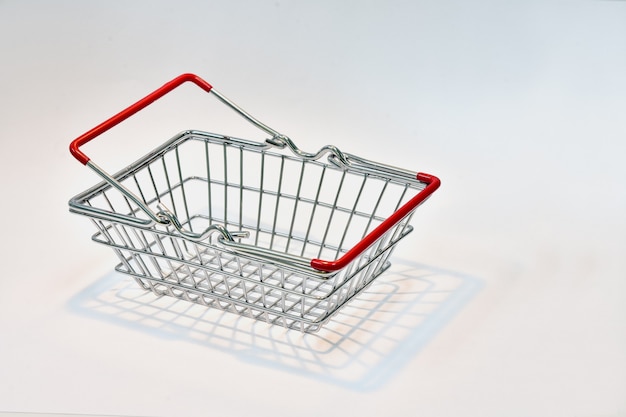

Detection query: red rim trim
xmin=310 ymin=172 xmax=440 ymax=272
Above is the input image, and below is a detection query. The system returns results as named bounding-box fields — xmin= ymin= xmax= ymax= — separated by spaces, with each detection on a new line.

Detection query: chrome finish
xmin=265 ymin=134 xmax=350 ymax=168
xmin=156 ymin=203 xmax=249 ymax=242
xmin=86 ymin=161 xmax=161 ymax=226
xmin=209 ymin=88 xmax=281 ymax=138
xmin=70 ymin=90 xmax=430 ymax=332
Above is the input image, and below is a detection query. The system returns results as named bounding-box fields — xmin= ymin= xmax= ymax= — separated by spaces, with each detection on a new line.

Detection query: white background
xmin=1 ymin=1 xmax=625 ymax=416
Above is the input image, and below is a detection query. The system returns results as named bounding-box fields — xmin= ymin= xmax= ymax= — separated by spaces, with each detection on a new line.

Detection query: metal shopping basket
xmin=69 ymin=73 xmax=440 ymax=332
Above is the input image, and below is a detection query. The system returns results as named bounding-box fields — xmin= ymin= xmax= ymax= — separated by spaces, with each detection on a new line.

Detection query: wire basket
xmin=69 ymin=74 xmax=440 ymax=332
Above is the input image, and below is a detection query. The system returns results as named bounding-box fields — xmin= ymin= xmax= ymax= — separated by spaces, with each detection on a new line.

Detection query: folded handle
xmin=70 ymin=73 xmax=213 ymax=165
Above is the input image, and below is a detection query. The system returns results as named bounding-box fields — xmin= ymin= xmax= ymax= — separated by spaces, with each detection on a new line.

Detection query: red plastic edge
xmin=69 ymin=73 xmax=213 ymax=165
xmin=310 ymin=172 xmax=441 ymax=272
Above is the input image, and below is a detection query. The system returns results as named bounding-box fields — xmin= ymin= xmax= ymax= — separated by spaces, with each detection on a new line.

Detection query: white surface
xmin=1 ymin=1 xmax=625 ymax=416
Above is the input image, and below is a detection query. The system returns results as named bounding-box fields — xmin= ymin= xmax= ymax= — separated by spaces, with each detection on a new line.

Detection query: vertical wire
xmin=239 ymin=146 xmax=244 ymax=233
xmin=317 ymin=170 xmax=346 ymax=258
xmin=109 ymin=244 xmax=135 ymax=275
xmin=280 ymin=293 xmax=286 ymax=314
xmin=105 ymin=214 xmax=151 ymax=279
xmin=147 ymin=165 xmax=160 ymax=204
xmin=184 ymin=261 xmax=195 ymax=290
xmin=122 ymin=175 xmax=165 ymax=278
xmin=152 ymin=232 xmax=167 ymax=255
xmin=269 ymin=156 xmax=285 ymax=250
xmin=128 ymin=174 xmax=149 ymax=224
xmin=152 ymin=231 xmax=179 ymax=281
xmin=162 ymin=155 xmax=189 ymax=253
xmin=394 ymin=183 xmax=410 ymax=212
xmin=200 ymin=265 xmax=215 ymax=292
xmin=191 ymin=241 xmax=204 ymax=266
xmin=168 ymin=236 xmax=184 ymax=265
xmin=391 ymin=211 xmax=415 ymax=247
xmin=121 ymin=194 xmax=135 ymax=218
xmin=377 ymin=183 xmax=413 ymax=256
xmin=119 ymin=223 xmax=138 ymax=251
xmin=334 ymin=174 xmax=368 ymax=259
xmin=167 ymin=237 xmax=186 ymax=284
xmin=300 ymin=165 xmax=326 ymax=257
xmin=205 ymin=141 xmax=213 ymax=225
xmin=254 ymin=152 xmax=265 ymax=246
xmin=361 ymin=179 xmax=389 ymax=239
xmin=223 ymin=143 xmax=228 ymax=228
xmin=132 ymin=250 xmax=152 ymax=279
xmin=161 ymin=156 xmax=178 ymax=216
xmin=101 ymin=192 xmax=125 ymax=247
xmin=240 ymin=271 xmax=249 ymax=303
xmin=369 ymin=231 xmax=392 ymax=278
xmin=101 ymin=190 xmax=115 ymax=212
xmin=90 ymin=218 xmax=114 ymax=245
xmin=132 ymin=174 xmax=147 ymax=207
xmin=175 ymin=146 xmax=193 ymax=232
xmin=285 ymin=160 xmax=305 ymax=254
xmin=259 ymin=261 xmax=267 ymax=307
xmin=388 ymin=184 xmax=411 ymax=243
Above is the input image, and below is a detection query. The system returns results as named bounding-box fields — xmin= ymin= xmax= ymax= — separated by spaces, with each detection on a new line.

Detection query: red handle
xmin=69 ymin=73 xmax=213 ymax=165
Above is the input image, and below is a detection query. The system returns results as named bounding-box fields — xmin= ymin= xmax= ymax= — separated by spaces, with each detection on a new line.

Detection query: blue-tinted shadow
xmin=67 ymin=258 xmax=482 ymax=391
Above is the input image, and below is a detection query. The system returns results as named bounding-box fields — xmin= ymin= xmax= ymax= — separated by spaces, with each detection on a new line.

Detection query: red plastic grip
xmin=69 ymin=73 xmax=213 ymax=165
xmin=310 ymin=172 xmax=441 ymax=272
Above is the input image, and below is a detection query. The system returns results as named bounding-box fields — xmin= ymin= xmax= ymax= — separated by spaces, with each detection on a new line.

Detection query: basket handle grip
xmin=70 ymin=73 xmax=351 ymax=168
xmin=69 ymin=73 xmax=213 ymax=165
xmin=68 ymin=73 xmax=288 ymax=228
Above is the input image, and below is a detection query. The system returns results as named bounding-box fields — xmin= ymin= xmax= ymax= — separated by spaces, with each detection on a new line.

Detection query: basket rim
xmin=69 ymin=130 xmax=440 ymax=273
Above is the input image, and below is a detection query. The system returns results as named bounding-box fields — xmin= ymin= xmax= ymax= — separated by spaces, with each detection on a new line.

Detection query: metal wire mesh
xmin=72 ymin=130 xmax=427 ymax=332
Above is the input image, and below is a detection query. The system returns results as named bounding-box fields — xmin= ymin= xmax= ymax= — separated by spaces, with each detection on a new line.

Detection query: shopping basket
xmin=69 ymin=73 xmax=440 ymax=333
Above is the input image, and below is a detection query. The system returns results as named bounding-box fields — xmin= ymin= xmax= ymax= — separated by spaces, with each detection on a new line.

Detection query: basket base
xmin=117 ymin=258 xmax=391 ymax=333
xmin=87 ymin=212 xmax=406 ymax=332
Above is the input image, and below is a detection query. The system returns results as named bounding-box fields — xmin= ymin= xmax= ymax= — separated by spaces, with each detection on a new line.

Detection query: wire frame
xmin=72 ymin=131 xmax=426 ymax=331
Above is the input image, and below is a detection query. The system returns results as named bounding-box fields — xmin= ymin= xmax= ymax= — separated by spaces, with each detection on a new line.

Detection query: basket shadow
xmin=67 ymin=258 xmax=482 ymax=391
